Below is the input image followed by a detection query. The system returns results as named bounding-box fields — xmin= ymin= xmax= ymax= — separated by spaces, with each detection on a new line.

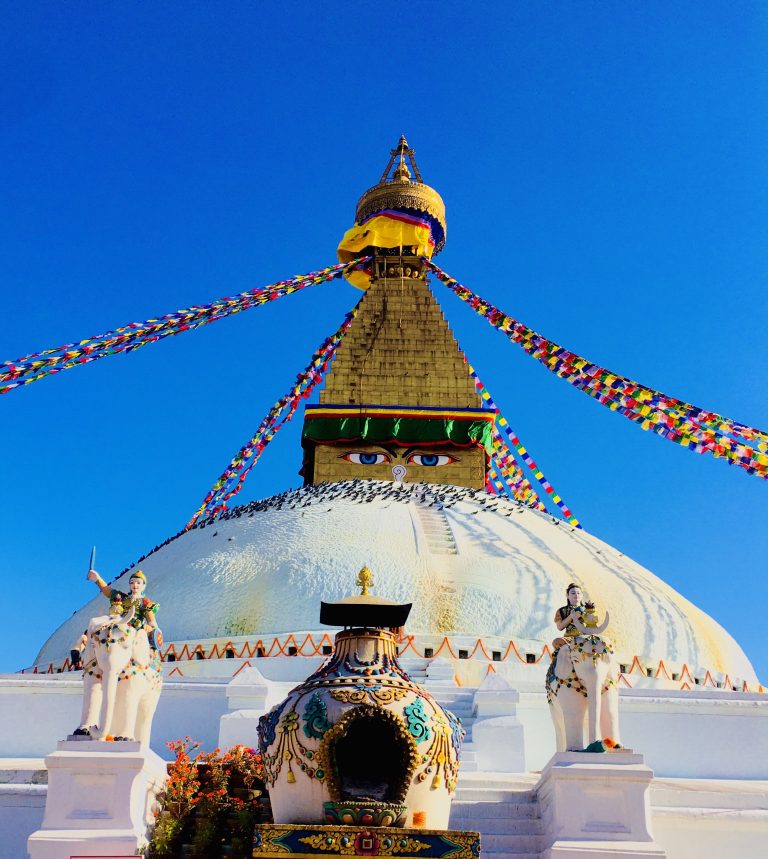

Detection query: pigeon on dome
xmin=319 ymin=566 xmax=412 ymax=628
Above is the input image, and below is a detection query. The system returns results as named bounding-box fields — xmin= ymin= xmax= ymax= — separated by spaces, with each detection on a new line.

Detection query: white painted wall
xmin=0 ymin=788 xmax=48 ymax=859
xmin=514 ymin=686 xmax=768 ymax=778
xmin=651 ymin=777 xmax=768 ymax=858
xmin=3 ymin=673 xmax=766 ymax=777
xmin=0 ymin=786 xmax=45 ymax=859
xmin=621 ymin=689 xmax=768 ymax=779
xmin=0 ymin=670 xmax=766 ymax=859
xmin=0 ymin=675 xmax=229 ymax=759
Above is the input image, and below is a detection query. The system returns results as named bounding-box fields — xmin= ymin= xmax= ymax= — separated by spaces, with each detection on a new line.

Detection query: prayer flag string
xmin=490 ymin=449 xmax=536 ymax=506
xmin=485 ymin=418 xmax=543 ymax=506
xmin=469 ymin=362 xmax=580 ymax=526
xmin=490 ymin=433 xmax=547 ymax=511
xmin=185 ymin=302 xmax=361 ymax=529
xmin=429 ymin=261 xmax=768 ymax=480
xmin=486 ymin=457 xmax=533 ymax=505
xmin=487 ymin=447 xmax=520 ymax=499
xmin=486 ymin=462 xmax=505 ymax=496
xmin=0 ymin=258 xmax=369 ymax=395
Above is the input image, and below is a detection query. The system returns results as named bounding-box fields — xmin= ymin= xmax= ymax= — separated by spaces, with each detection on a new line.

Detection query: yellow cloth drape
xmin=337 ymin=214 xmax=435 ymax=289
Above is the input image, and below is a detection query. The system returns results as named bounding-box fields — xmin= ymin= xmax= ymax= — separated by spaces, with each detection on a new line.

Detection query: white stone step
xmin=429 ymin=691 xmax=476 ymax=705
xmin=481 ymin=852 xmax=540 ymax=859
xmin=399 ymin=658 xmax=430 ymax=671
xmin=452 ymin=792 xmax=538 ymax=810
xmin=450 ymin=815 xmax=543 ymax=835
xmin=480 ymin=833 xmax=542 ymax=853
xmin=455 ymin=774 xmax=539 ymax=788
xmin=451 ymin=711 xmax=475 ymax=721
xmin=0 ymin=761 xmax=47 ymax=784
xmin=453 ymin=792 xmax=542 ymax=810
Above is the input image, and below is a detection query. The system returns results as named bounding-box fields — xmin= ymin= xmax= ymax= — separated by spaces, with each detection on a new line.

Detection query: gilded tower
xmin=302 ymin=138 xmax=493 ymax=489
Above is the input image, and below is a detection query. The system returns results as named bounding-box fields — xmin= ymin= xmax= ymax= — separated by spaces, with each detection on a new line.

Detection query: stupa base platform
xmin=252 ymin=824 xmax=481 ymax=859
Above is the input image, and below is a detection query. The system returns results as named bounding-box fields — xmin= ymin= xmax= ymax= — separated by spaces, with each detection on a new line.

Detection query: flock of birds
xmin=108 ymin=479 xmax=567 ymax=586
xmin=200 ymin=479 xmax=540 ymax=521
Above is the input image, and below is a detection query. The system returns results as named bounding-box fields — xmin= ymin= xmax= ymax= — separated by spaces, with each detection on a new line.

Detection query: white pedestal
xmin=473 ymin=716 xmax=526 ymax=773
xmin=219 ymin=708 xmax=266 ymax=749
xmin=27 ymin=740 xmax=167 ymax=859
xmin=537 ymin=752 xmax=666 ymax=858
xmin=218 ymin=665 xmax=271 ymax=749
xmin=472 ymin=673 xmax=526 ymax=772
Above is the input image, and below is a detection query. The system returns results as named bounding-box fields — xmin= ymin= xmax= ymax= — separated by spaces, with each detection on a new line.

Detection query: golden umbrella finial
xmin=352 ymin=136 xmax=445 ymax=256
xmin=378 ymin=134 xmax=423 ymax=184
xmin=356 ymin=565 xmax=374 ymax=596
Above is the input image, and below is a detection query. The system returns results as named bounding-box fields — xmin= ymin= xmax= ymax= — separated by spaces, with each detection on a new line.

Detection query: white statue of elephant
xmin=546 ymin=608 xmax=622 ymax=753
xmin=74 ymin=607 xmax=163 ymax=745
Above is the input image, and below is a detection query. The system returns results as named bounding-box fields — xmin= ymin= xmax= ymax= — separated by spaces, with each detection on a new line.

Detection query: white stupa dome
xmin=35 ymin=480 xmax=756 ymax=683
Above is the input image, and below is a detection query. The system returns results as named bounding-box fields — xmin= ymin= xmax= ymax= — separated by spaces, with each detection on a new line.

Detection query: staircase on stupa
xmin=407 ymin=660 xmax=545 ymax=859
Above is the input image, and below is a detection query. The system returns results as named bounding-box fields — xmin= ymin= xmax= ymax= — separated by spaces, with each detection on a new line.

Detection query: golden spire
xmin=354 ymin=136 xmax=447 ymax=254
xmin=356 ymin=566 xmax=373 ymax=596
xmin=379 ymin=135 xmax=423 ymax=184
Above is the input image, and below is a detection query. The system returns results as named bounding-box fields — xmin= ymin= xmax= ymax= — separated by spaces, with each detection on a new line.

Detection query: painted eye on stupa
xmin=341 ymin=452 xmax=392 ymax=465
xmin=406 ymin=454 xmax=458 ymax=467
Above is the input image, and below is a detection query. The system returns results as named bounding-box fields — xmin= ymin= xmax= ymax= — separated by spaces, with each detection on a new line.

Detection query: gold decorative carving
xmin=416 ymin=714 xmax=461 ymax=793
xmin=298 ymin=833 xmax=430 ymax=855
xmin=330 ymin=686 xmax=409 ymax=705
xmin=253 ymin=824 xmax=481 ymax=859
xmin=355 ymin=186 xmax=446 ymax=252
xmin=262 ymin=705 xmax=326 ymax=786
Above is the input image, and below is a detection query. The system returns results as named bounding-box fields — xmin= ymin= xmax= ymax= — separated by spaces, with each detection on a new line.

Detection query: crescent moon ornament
xmin=572 ymin=611 xmax=610 ymax=635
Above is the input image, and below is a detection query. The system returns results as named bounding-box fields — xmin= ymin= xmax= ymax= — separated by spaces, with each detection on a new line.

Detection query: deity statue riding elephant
xmin=75 ymin=607 xmax=163 ymax=744
xmin=546 ymin=602 xmax=622 ymax=753
xmin=73 ymin=567 xmax=163 ymax=743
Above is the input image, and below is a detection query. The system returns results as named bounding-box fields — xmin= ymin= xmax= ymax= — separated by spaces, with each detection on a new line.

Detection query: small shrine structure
xmin=253 ymin=568 xmax=479 ymax=859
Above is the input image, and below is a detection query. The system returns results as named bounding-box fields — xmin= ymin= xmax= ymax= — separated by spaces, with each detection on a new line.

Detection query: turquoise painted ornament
xmin=303 ymin=692 xmax=332 ymax=740
xmin=404 ymin=696 xmax=432 ymax=743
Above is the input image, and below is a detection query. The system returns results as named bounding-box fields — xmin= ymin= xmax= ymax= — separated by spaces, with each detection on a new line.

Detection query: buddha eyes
xmin=340 ymin=452 xmax=458 ymax=467
xmin=341 ymin=452 xmax=392 ymax=465
xmin=406 ymin=454 xmax=457 ymax=467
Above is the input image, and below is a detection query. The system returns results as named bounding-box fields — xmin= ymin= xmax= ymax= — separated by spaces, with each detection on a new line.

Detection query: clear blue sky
xmin=1 ymin=2 xmax=766 ymax=679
